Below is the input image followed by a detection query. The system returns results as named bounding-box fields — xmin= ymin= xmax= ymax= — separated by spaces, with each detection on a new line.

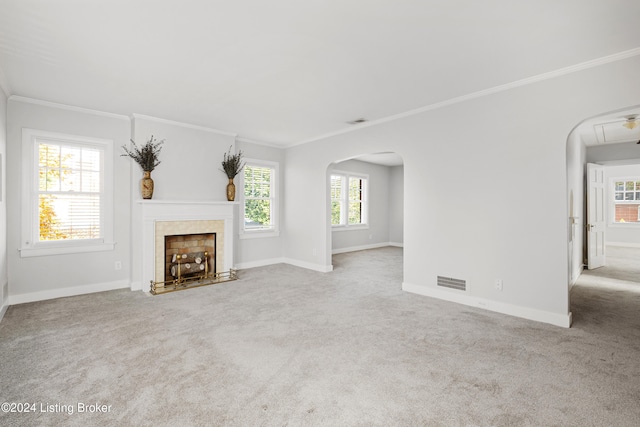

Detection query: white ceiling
xmin=355 ymin=152 xmax=404 ymax=167
xmin=576 ymin=109 xmax=640 ymax=147
xmin=1 ymin=1 xmax=640 ymax=147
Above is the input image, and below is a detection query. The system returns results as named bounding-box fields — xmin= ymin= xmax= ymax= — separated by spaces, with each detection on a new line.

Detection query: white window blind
xmin=21 ymin=128 xmax=114 ymax=257
xmin=38 ymin=140 xmax=103 ymax=241
xmin=241 ymin=159 xmax=279 ymax=238
xmin=331 ymin=172 xmax=368 ymax=227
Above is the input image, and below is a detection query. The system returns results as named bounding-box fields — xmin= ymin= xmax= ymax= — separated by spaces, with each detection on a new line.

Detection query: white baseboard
xmin=402 ymin=282 xmax=572 ymax=328
xmin=8 ymin=280 xmax=130 ymax=306
xmin=570 ymin=264 xmax=585 ymax=290
xmin=236 ymin=257 xmax=333 ymax=273
xmin=607 ymin=241 xmax=640 ymax=248
xmin=332 ymin=242 xmax=402 ymax=255
xmin=0 ymin=301 xmax=8 ymax=323
xmin=388 ymin=242 xmax=404 ymax=248
xmin=235 ymin=257 xmax=287 ymax=270
xmin=282 ymin=258 xmax=333 ymax=273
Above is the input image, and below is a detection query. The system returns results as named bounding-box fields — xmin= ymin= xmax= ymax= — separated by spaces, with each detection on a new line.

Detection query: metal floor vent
xmin=437 ymin=276 xmax=466 ymax=291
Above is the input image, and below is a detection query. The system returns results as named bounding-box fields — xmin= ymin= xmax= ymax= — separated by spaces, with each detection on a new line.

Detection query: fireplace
xmin=164 ymin=233 xmax=216 ymax=281
xmin=134 ymin=200 xmax=236 ymax=293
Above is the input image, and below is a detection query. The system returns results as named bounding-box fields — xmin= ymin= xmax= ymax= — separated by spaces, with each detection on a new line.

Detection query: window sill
xmin=19 ymin=242 xmax=116 ymax=258
xmin=239 ymin=230 xmax=280 ymax=240
xmin=332 ymin=224 xmax=369 ymax=232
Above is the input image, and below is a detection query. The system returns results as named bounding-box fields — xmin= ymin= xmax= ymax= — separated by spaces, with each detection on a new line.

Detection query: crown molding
xmin=8 ymin=95 xmax=130 ymax=121
xmin=291 ymin=47 xmax=640 ymax=147
xmin=236 ymin=136 xmax=285 ymax=149
xmin=131 ymin=113 xmax=237 ymax=138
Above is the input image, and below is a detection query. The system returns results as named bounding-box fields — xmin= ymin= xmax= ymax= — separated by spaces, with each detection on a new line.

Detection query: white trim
xmin=402 ymin=282 xmax=572 ymax=328
xmin=239 ymin=230 xmax=280 ymax=240
xmin=235 ymin=257 xmax=287 ymax=270
xmin=9 ymin=95 xmax=129 ymax=121
xmin=389 ymin=242 xmax=404 ymax=248
xmin=291 ymin=47 xmax=640 ymax=147
xmin=332 ymin=224 xmax=369 ymax=232
xmin=607 ymin=241 xmax=640 ymax=248
xmin=132 ymin=113 xmax=237 ymax=137
xmin=136 ymin=200 xmax=236 ymax=292
xmin=330 ymin=170 xmax=369 ymax=228
xmin=0 ymin=302 xmax=8 ymax=323
xmin=332 ymin=242 xmax=393 ymax=254
xmin=282 ymin=258 xmax=333 ymax=273
xmin=236 ymin=257 xmax=333 ymax=272
xmin=236 ymin=136 xmax=284 ymax=149
xmin=570 ymin=264 xmax=585 ymax=288
xmin=20 ymin=242 xmax=116 ymax=257
xmin=240 ymin=158 xmax=280 ymax=238
xmin=20 ymin=128 xmax=115 ymax=257
xmin=7 ymin=280 xmax=129 ymax=306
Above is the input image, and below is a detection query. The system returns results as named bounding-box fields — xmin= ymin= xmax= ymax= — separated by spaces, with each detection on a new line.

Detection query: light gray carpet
xmin=1 ymin=247 xmax=639 ymax=426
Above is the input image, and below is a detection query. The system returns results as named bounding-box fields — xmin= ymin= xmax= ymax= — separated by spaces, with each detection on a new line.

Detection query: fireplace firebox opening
xmin=164 ymin=233 xmax=216 ymax=282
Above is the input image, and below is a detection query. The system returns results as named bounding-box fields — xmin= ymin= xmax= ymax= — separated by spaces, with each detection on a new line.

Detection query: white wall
xmin=388 ymin=165 xmax=404 ymax=245
xmin=330 ymin=159 xmax=391 ymax=253
xmin=0 ymin=87 xmax=7 ymax=317
xmin=283 ymin=54 xmax=640 ymax=327
xmin=130 ymin=116 xmax=236 ymax=202
xmin=566 ymin=131 xmax=586 ymax=285
xmin=6 ymin=98 xmax=131 ymax=302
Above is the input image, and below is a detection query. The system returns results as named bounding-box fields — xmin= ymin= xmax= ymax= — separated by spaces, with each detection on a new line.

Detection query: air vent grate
xmin=437 ymin=276 xmax=466 ymax=291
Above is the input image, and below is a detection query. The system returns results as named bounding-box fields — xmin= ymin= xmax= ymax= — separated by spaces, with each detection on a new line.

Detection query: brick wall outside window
xmin=614 ymin=204 xmax=640 ymax=223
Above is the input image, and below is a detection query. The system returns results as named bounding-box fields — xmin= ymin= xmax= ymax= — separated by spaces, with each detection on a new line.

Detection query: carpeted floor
xmin=1 ymin=246 xmax=639 ymax=426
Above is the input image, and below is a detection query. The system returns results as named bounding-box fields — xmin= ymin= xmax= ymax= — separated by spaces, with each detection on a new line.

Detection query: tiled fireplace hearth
xmin=133 ymin=200 xmax=236 ymax=293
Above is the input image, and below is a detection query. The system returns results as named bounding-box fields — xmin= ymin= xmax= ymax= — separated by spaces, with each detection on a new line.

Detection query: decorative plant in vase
xmin=220 ymin=146 xmax=244 ymax=201
xmin=121 ymin=135 xmax=164 ymax=199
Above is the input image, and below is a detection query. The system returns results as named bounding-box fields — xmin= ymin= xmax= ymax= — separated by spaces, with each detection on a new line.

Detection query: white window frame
xmin=20 ymin=128 xmax=115 ymax=257
xmin=609 ymin=176 xmax=640 ymax=228
xmin=331 ymin=170 xmax=369 ymax=231
xmin=239 ymin=158 xmax=279 ymax=239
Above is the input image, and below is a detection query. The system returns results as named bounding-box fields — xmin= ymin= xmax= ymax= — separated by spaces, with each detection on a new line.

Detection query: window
xmin=21 ymin=129 xmax=114 ymax=257
xmin=241 ymin=159 xmax=279 ymax=238
xmin=331 ymin=172 xmax=368 ymax=228
xmin=611 ymin=178 xmax=640 ymax=224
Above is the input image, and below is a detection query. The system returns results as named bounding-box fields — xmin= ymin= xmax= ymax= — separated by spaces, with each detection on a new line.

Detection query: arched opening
xmin=567 ymin=105 xmax=640 ymax=323
xmin=325 ymin=152 xmax=404 ymax=285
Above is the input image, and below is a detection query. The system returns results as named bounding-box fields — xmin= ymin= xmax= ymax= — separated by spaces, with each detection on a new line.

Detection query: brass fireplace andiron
xmin=150 ymin=251 xmax=238 ymax=295
xmin=150 ymin=269 xmax=238 ymax=295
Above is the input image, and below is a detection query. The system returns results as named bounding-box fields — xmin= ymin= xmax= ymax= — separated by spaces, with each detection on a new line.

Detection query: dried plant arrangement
xmin=220 ymin=146 xmax=245 ymax=179
xmin=121 ymin=135 xmax=165 ymax=172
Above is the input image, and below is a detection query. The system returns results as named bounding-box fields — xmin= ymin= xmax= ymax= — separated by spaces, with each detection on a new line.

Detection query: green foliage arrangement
xmin=221 ymin=146 xmax=245 ymax=179
xmin=121 ymin=135 xmax=164 ymax=172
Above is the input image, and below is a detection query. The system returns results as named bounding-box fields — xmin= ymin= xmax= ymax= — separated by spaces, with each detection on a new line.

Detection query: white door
xmin=587 ymin=163 xmax=606 ymax=269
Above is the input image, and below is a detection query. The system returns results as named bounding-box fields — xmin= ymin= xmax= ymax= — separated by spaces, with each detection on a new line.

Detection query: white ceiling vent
xmin=437 ymin=276 xmax=466 ymax=291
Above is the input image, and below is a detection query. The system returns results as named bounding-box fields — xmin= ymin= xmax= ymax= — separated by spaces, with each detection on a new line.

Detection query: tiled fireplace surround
xmin=135 ymin=201 xmax=236 ymax=293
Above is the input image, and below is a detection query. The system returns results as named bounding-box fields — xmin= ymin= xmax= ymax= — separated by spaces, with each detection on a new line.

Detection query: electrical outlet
xmin=115 ymin=261 xmax=122 ymax=270
xmin=495 ymin=279 xmax=503 ymax=291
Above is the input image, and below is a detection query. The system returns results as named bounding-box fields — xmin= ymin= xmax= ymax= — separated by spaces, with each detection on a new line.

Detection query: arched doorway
xmin=326 ymin=152 xmax=404 ymax=283
xmin=567 ymin=105 xmax=640 ymax=319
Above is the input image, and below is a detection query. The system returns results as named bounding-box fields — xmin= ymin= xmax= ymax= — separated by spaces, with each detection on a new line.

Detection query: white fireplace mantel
xmin=133 ymin=200 xmax=237 ymax=292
